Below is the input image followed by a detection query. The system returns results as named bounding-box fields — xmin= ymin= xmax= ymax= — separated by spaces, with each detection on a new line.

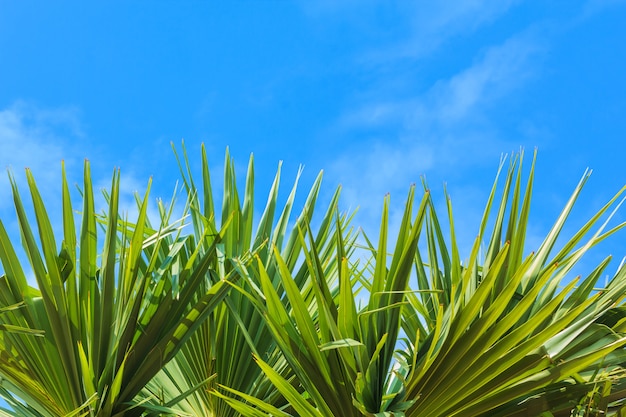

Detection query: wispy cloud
xmin=303 ymin=1 xmax=522 ymax=63
xmin=303 ymin=12 xmax=548 ymax=262
xmin=0 ymin=101 xmax=177 ymax=288
xmin=0 ymin=102 xmax=173 ymax=262
xmin=319 ymin=0 xmax=626 ymax=258
xmin=330 ymin=32 xmax=542 ymax=213
xmin=341 ymin=32 xmax=540 ymax=129
xmin=0 ymin=102 xmax=82 ymax=209
xmin=394 ymin=1 xmax=521 ymax=61
xmin=427 ymin=35 xmax=540 ymax=122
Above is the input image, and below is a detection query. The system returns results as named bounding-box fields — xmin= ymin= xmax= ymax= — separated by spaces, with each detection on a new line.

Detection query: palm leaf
xmin=143 ymin=142 xmax=349 ymax=416
xmin=402 ymin=151 xmax=626 ymax=416
xmin=0 ymin=160 xmax=235 ymax=416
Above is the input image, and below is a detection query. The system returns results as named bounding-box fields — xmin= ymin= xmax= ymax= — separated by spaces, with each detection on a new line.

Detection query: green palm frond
xmin=0 ymin=160 xmax=236 ymax=416
xmin=216 ymin=150 xmax=626 ymax=417
xmin=214 ymin=187 xmax=426 ymax=416
xmin=143 ymin=143 xmax=351 ymax=416
xmin=402 ymin=151 xmax=626 ymax=417
xmin=2 ymin=145 xmax=626 ymax=417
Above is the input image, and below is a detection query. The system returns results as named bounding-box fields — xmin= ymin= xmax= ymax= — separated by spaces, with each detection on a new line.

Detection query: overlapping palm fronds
xmin=141 ymin=143 xmax=353 ymax=416
xmin=0 ymin=161 xmax=237 ymax=416
xmin=1 ymin=144 xmax=626 ymax=417
xmin=212 ymin=186 xmax=425 ymax=417
xmin=401 ymin=152 xmax=626 ymax=416
xmin=217 ymin=150 xmax=626 ymax=416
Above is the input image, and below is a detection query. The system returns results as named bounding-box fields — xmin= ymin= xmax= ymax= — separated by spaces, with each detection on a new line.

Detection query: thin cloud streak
xmin=314 ymin=18 xmax=546 ymax=261
xmin=0 ymin=103 xmax=70 ymax=209
xmin=428 ymin=35 xmax=540 ymax=123
xmin=340 ymin=33 xmax=541 ymax=131
xmin=331 ymin=32 xmax=543 ymax=215
xmin=359 ymin=0 xmax=522 ymax=63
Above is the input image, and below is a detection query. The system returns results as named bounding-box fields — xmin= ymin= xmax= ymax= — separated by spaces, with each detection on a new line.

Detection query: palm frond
xmin=0 ymin=160 xmax=235 ymax=416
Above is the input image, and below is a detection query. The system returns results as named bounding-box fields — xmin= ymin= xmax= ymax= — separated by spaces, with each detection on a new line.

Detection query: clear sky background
xmin=1 ymin=0 xmax=626 ymax=371
xmin=1 ymin=0 xmax=626 ymax=410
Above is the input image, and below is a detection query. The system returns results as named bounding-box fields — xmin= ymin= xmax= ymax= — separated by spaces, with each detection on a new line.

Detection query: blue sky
xmin=1 ymin=0 xmax=626 ymax=411
xmin=1 ymin=1 xmax=626 ymax=296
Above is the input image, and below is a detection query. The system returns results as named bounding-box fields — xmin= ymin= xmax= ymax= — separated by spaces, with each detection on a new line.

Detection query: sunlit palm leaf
xmin=218 ymin=150 xmax=626 ymax=417
xmin=143 ymin=143 xmax=350 ymax=416
xmin=0 ymin=160 xmax=235 ymax=416
xmin=218 ymin=187 xmax=426 ymax=416
xmin=402 ymin=151 xmax=626 ymax=416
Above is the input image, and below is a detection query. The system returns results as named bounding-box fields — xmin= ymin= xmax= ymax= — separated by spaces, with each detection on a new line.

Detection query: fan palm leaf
xmin=0 ymin=161 xmax=236 ymax=416
xmin=142 ymin=143 xmax=353 ymax=416
xmin=213 ymin=186 xmax=427 ymax=416
xmin=401 ymin=151 xmax=626 ymax=416
xmin=216 ymin=150 xmax=626 ymax=417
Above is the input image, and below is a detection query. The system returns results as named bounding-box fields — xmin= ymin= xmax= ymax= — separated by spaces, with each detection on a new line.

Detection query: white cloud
xmin=330 ymin=142 xmax=435 ymax=209
xmin=319 ymin=1 xmax=626 ymax=261
xmin=359 ymin=1 xmax=522 ymax=62
xmin=334 ymin=33 xmax=541 ymax=172
xmin=0 ymin=102 xmax=161 ymax=219
xmin=341 ymin=33 xmax=540 ymax=132
xmin=298 ymin=1 xmax=523 ymax=70
xmin=0 ymin=102 xmax=83 ymax=211
xmin=429 ymin=35 xmax=540 ymax=122
xmin=325 ymin=31 xmax=543 ymax=251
